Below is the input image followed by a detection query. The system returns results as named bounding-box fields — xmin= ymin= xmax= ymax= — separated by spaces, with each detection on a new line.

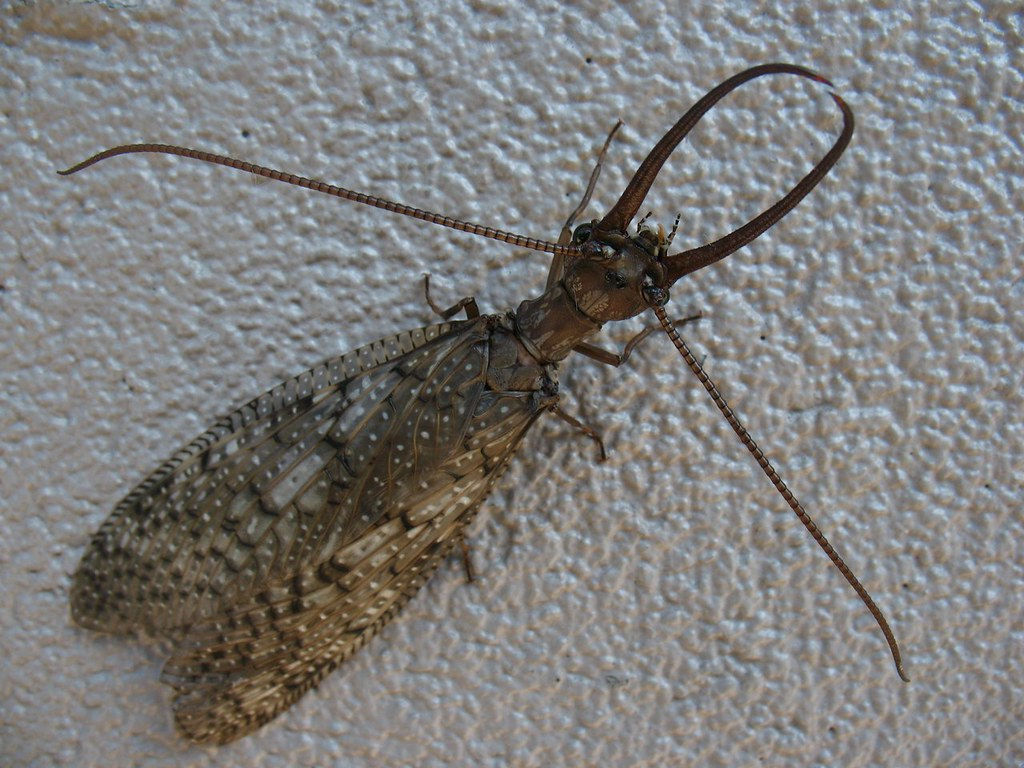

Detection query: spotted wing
xmin=159 ymin=346 xmax=545 ymax=742
xmin=163 ymin=463 xmax=477 ymax=743
xmin=71 ymin=317 xmax=502 ymax=636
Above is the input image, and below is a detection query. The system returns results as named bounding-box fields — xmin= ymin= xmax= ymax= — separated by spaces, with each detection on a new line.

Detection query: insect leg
xmin=550 ymin=404 xmax=607 ymax=461
xmin=422 ymin=274 xmax=480 ymax=319
xmin=560 ymin=120 xmax=624 ymax=241
xmin=546 ymin=121 xmax=624 ymax=290
xmin=573 ymin=312 xmax=703 ymax=367
xmin=458 ymin=534 xmax=477 ymax=584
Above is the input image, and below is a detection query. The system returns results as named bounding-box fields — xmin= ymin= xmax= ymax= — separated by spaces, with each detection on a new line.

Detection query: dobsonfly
xmin=61 ymin=63 xmax=908 ymax=745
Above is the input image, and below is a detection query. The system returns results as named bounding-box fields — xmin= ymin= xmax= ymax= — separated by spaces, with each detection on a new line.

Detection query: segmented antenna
xmin=653 ymin=305 xmax=909 ymax=682
xmin=58 ymin=144 xmax=579 ymax=258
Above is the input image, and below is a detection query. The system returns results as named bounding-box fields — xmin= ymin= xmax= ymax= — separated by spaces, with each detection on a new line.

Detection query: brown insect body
xmin=61 ymin=63 xmax=907 ymax=745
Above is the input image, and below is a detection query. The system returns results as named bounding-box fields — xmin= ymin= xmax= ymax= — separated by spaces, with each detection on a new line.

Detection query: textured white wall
xmin=2 ymin=2 xmax=1021 ymax=767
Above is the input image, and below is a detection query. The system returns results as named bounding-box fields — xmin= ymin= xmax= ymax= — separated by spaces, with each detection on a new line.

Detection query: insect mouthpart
xmin=636 ymin=215 xmax=666 ymax=247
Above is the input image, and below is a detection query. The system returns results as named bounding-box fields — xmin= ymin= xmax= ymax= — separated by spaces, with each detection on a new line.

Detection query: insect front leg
xmin=546 ymin=121 xmax=624 ymax=291
xmin=550 ymin=404 xmax=607 ymax=461
xmin=422 ymin=274 xmax=480 ymax=319
xmin=573 ymin=312 xmax=703 ymax=367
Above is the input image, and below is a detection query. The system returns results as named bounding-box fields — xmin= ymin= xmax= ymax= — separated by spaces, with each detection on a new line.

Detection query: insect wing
xmin=161 ymin=368 xmax=542 ymax=742
xmin=72 ymin=318 xmax=485 ymax=636
xmin=162 ymin=484 xmax=461 ymax=743
xmin=73 ymin=314 xmax=549 ymax=741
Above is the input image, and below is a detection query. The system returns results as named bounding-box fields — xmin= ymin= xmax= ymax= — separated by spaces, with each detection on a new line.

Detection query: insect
xmin=61 ymin=63 xmax=907 ymax=745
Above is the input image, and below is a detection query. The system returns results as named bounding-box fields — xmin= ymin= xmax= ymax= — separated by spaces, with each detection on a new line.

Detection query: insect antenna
xmin=654 ymin=305 xmax=909 ymax=682
xmin=58 ymin=144 xmax=578 ymax=257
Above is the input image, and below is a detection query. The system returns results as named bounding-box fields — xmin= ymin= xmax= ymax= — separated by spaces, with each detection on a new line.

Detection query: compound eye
xmin=605 ymin=270 xmax=628 ymax=289
xmin=571 ymin=223 xmax=593 ymax=244
xmin=642 ymin=282 xmax=669 ymax=306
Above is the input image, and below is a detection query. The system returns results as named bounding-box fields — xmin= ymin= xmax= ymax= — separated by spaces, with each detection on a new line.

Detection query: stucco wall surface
xmin=2 ymin=2 xmax=1021 ymax=767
